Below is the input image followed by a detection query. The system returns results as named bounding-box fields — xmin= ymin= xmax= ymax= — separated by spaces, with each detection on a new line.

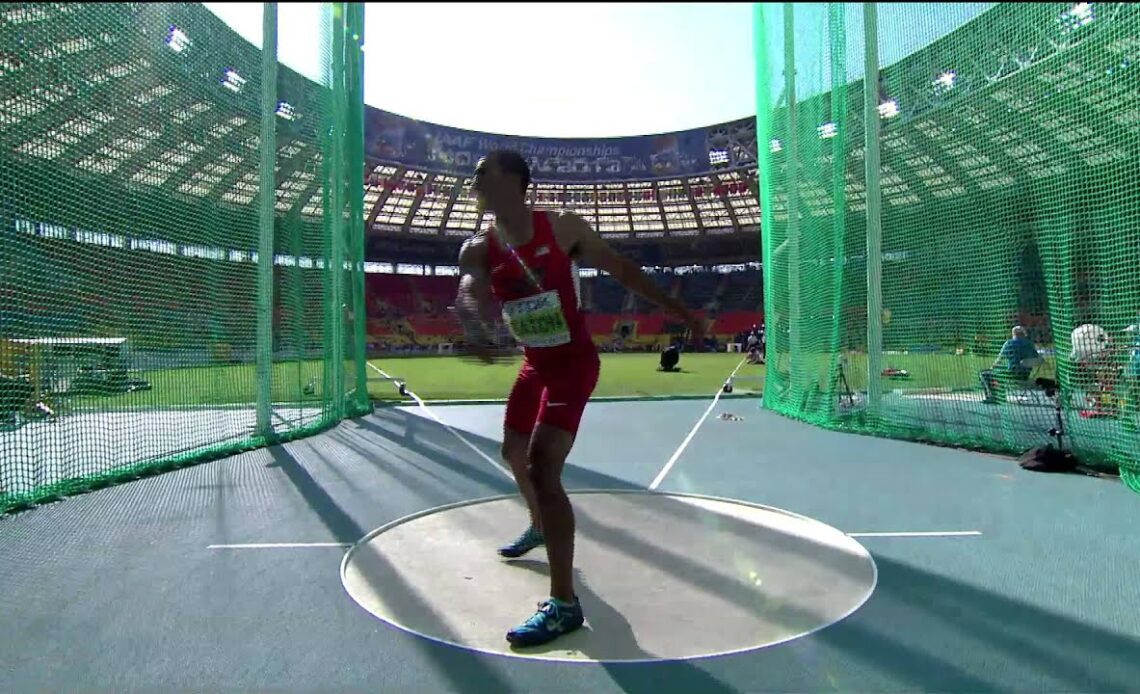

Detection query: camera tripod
xmin=834 ymin=356 xmax=855 ymax=409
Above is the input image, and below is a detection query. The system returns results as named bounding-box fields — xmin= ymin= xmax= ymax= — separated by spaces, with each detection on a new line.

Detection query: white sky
xmin=203 ymin=2 xmax=993 ymax=138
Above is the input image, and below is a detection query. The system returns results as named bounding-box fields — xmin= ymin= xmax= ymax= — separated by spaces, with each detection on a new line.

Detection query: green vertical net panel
xmin=754 ymin=2 xmax=1140 ymax=492
xmin=0 ymin=2 xmax=370 ymax=513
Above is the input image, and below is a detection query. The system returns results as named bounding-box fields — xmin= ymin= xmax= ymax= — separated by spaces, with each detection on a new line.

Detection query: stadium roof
xmin=1 ymin=2 xmax=1136 ymax=263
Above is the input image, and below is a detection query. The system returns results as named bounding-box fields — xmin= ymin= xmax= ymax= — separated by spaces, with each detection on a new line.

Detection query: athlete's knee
xmin=526 ymin=432 xmax=572 ymax=496
xmin=502 ymin=432 xmax=533 ymax=482
xmin=501 ymin=437 xmax=527 ymax=467
xmin=528 ymin=467 xmax=565 ymax=500
xmin=527 ymin=452 xmax=555 ymax=490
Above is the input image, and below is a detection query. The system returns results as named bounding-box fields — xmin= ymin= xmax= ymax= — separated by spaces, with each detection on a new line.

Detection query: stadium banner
xmin=365 ymin=108 xmax=754 ymax=182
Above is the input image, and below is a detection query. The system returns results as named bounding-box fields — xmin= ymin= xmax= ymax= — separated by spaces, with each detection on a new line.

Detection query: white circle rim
xmin=339 ymin=488 xmax=879 ymax=664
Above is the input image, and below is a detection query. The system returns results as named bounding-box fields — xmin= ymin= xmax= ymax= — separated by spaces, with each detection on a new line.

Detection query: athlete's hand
xmin=463 ymin=342 xmax=498 ymax=365
xmin=459 ymin=339 xmax=512 ymax=365
xmin=453 ymin=305 xmax=503 ymax=365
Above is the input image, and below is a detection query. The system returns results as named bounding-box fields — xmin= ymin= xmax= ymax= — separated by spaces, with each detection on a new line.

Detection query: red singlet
xmin=485 ymin=211 xmax=600 ymax=436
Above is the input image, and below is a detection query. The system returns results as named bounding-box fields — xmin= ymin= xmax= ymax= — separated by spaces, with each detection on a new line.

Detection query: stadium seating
xmin=679 ymin=272 xmax=721 ymax=311
xmin=719 ymin=270 xmax=763 ymax=311
xmin=589 ymin=274 xmax=627 ymax=314
xmin=363 ymin=270 xmax=763 ymax=349
xmin=11 ymin=235 xmax=763 ymax=355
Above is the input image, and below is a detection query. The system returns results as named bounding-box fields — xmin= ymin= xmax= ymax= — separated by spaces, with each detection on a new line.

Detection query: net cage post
xmin=346 ymin=3 xmax=369 ymax=410
xmin=319 ymin=2 xmax=345 ymax=420
xmin=862 ymin=1 xmax=884 ymax=412
xmin=332 ymin=2 xmax=348 ymax=419
xmin=783 ymin=2 xmax=803 ymax=390
xmin=256 ymin=2 xmax=279 ymax=440
xmin=826 ymin=2 xmax=848 ymax=412
xmin=319 ymin=3 xmax=335 ymax=420
xmin=751 ymin=3 xmax=774 ymax=384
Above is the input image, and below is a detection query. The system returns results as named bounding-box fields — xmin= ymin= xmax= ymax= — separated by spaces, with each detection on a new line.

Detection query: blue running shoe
xmin=498 ymin=526 xmax=544 ymax=558
xmin=506 ymin=597 xmax=584 ymax=647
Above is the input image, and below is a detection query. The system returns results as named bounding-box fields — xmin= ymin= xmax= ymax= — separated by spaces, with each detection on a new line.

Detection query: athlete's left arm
xmin=554 ymin=211 xmax=696 ymax=325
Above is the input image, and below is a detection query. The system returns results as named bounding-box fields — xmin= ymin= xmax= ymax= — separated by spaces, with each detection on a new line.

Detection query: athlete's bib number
xmin=501 ymin=290 xmax=571 ymax=348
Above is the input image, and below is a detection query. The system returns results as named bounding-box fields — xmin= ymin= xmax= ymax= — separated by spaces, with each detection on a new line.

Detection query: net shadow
xmin=265 ymin=444 xmax=515 ymax=692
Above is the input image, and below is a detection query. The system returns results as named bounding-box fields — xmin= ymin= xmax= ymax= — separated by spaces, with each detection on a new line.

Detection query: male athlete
xmin=455 ymin=149 xmax=704 ymax=647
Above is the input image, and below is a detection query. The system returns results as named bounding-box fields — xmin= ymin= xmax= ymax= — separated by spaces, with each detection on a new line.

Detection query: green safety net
xmin=0 ymin=2 xmax=371 ymax=513
xmin=754 ymin=2 xmax=1140 ymax=492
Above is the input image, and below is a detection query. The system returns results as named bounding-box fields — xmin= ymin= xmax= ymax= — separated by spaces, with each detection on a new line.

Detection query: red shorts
xmin=504 ymin=353 xmax=600 ymax=437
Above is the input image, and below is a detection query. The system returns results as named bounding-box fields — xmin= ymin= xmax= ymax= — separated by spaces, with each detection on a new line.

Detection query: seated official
xmin=980 ymin=325 xmax=1042 ymax=403
xmin=745 ymin=332 xmax=763 ymax=364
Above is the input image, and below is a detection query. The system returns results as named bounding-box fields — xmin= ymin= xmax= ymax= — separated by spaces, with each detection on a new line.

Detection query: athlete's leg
xmin=506 ymin=354 xmax=600 ymax=647
xmin=502 ymin=428 xmax=541 ymax=532
xmin=527 ymin=422 xmax=578 ymax=602
xmin=499 ymin=361 xmax=545 ymax=558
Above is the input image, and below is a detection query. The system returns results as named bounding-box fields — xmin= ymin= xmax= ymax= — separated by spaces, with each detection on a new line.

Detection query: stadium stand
xmin=358 ymin=270 xmax=763 ymax=352
xmin=353 ymin=105 xmax=766 ymax=352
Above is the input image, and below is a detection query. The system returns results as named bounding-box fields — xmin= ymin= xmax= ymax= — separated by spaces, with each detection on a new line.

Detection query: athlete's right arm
xmin=455 ymin=236 xmax=496 ymax=350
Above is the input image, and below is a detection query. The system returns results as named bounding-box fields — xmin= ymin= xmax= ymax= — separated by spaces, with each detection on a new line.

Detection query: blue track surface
xmin=2 ymin=397 xmax=1139 ymax=692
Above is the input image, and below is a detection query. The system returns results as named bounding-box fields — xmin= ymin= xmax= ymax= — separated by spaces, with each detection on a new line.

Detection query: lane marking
xmin=367 ymin=362 xmax=513 ymax=480
xmin=649 ymin=357 xmax=749 ymax=491
xmin=846 ymin=531 xmax=982 ymax=538
xmin=208 ymin=542 xmax=351 ymax=549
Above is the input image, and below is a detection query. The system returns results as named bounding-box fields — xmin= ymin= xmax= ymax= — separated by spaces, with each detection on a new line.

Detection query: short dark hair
xmin=485 ymin=149 xmax=530 ymax=194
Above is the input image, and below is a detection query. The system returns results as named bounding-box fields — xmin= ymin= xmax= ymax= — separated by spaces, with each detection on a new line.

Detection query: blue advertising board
xmin=365 ymin=108 xmax=754 ymax=182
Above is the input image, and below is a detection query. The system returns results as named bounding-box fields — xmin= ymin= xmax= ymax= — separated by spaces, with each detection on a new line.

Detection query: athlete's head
xmin=473 ymin=149 xmax=530 ymax=214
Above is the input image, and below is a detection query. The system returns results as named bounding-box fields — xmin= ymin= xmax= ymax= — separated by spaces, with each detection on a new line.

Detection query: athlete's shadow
xmin=507 ymin=559 xmax=734 ymax=693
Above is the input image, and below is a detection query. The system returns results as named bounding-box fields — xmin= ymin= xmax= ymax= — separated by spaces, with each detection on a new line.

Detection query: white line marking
xmin=846 ymin=531 xmax=982 ymax=538
xmin=208 ymin=542 xmax=351 ymax=549
xmin=367 ymin=362 xmax=513 ymax=480
xmin=649 ymin=357 xmax=749 ymax=491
